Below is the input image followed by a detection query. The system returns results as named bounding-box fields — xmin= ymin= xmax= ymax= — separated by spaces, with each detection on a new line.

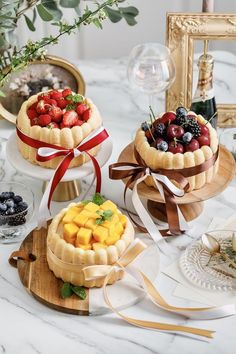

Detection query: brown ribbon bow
xmin=109 ymin=147 xmax=219 ymax=235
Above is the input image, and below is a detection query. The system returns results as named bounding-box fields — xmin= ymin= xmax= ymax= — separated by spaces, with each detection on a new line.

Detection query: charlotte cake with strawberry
xmin=16 ymin=88 xmax=102 ymax=168
xmin=134 ymin=107 xmax=219 ymax=192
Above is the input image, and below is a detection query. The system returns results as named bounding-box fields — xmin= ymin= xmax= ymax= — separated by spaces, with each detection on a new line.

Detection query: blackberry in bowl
xmin=0 ymin=182 xmax=34 ymax=243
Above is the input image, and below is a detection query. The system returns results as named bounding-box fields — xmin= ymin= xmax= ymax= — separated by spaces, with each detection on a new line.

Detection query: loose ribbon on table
xmin=82 ymin=238 xmax=236 ymax=340
xmin=9 ymin=238 xmax=236 ymax=339
xmin=109 ymin=146 xmax=219 ymax=251
xmin=16 ymin=126 xmax=109 ymax=228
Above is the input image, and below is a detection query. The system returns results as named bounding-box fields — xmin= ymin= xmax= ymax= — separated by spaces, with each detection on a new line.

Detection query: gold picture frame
xmin=166 ymin=12 xmax=236 ymax=127
xmin=0 ymin=55 xmax=85 ymax=124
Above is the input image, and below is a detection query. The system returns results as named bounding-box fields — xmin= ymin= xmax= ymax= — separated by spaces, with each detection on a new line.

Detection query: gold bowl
xmin=0 ymin=55 xmax=85 ymax=124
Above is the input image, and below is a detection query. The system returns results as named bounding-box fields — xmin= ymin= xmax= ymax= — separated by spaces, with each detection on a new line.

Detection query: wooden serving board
xmin=15 ymin=223 xmax=89 ymax=315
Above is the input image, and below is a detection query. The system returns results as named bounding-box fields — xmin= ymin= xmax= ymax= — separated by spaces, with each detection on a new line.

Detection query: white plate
xmin=180 ymin=230 xmax=236 ymax=292
xmin=6 ymin=132 xmax=113 ymax=181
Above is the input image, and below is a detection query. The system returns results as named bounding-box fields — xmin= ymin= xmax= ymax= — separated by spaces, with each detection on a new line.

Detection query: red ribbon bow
xmin=17 ymin=127 xmax=109 ymax=209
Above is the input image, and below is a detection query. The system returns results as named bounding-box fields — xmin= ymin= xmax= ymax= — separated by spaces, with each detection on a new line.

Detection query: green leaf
xmin=66 ymin=104 xmax=76 ymax=110
xmin=92 ymin=193 xmax=106 ymax=206
xmin=120 ymin=7 xmax=139 ymax=26
xmin=95 ymin=218 xmax=103 ymax=225
xmin=42 ymin=0 xmax=63 ymax=21
xmin=36 ymin=3 xmax=53 ymax=21
xmin=120 ymin=6 xmax=139 ymax=17
xmin=24 ymin=14 xmax=36 ymax=31
xmin=32 ymin=8 xmax=37 ymax=23
xmin=59 ymin=0 xmax=80 ymax=8
xmin=67 ymin=93 xmax=84 ymax=103
xmin=71 ymin=285 xmax=86 ymax=300
xmin=61 ymin=282 xmax=73 ymax=299
xmin=93 ymin=18 xmax=103 ymax=29
xmin=0 ymin=90 xmax=6 ymax=98
xmin=122 ymin=13 xmax=137 ymax=26
xmin=103 ymin=210 xmax=113 ymax=218
xmin=105 ymin=7 xmax=122 ymax=23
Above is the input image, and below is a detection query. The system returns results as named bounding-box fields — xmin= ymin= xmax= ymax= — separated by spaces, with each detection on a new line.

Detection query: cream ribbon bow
xmin=83 ymin=239 xmax=236 ymax=339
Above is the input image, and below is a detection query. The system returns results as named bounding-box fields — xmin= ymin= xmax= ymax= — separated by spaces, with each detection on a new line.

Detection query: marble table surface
xmin=1 ymin=51 xmax=236 ymax=354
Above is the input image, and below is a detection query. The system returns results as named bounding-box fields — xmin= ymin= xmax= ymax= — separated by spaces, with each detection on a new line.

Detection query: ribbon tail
xmin=151 ymin=176 xmax=189 ymax=235
xmin=102 ymin=270 xmax=214 ymax=340
xmin=37 ymin=153 xmax=74 ymax=229
xmin=132 ymin=175 xmax=176 ymax=256
xmin=138 ymin=270 xmax=236 ymax=320
xmin=86 ymin=152 xmax=102 ymax=193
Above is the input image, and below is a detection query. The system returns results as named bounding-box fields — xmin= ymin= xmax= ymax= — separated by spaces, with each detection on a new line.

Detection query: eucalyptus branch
xmin=0 ymin=0 xmax=116 ymax=87
xmin=16 ymin=0 xmax=40 ymax=19
xmin=0 ymin=0 xmax=139 ymax=95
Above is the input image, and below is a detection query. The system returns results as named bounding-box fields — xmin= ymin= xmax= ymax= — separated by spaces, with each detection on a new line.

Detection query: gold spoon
xmin=201 ymin=233 xmax=236 ymax=270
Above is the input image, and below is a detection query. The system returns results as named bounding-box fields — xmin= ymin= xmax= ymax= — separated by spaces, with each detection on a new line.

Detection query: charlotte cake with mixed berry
xmin=17 ymin=88 xmax=102 ymax=169
xmin=134 ymin=107 xmax=219 ymax=192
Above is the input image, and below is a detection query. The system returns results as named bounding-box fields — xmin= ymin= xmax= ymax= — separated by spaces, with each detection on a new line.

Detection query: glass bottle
xmin=190 ymin=53 xmax=217 ymax=129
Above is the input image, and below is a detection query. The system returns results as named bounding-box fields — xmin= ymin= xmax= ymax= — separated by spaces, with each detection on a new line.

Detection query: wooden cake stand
xmin=118 ymin=143 xmax=236 ymax=222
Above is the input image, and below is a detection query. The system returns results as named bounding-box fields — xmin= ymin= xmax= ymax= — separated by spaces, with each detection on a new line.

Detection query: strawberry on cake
xmin=17 ymin=88 xmax=102 ymax=169
xmin=134 ymin=107 xmax=219 ymax=192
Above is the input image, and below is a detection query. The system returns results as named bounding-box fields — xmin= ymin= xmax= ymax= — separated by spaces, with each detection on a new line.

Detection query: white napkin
xmin=163 ymin=213 xmax=236 ymax=306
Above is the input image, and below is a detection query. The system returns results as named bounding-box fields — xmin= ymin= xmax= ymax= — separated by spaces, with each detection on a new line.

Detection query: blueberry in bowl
xmin=0 ymin=182 xmax=34 ymax=243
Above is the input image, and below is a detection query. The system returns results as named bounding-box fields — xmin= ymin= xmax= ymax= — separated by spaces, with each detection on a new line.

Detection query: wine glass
xmin=127 ymin=43 xmax=176 ymax=115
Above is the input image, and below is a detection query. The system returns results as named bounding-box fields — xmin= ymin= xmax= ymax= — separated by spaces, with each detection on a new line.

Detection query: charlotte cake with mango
xmin=134 ymin=107 xmax=219 ymax=192
xmin=47 ymin=194 xmax=134 ymax=288
xmin=17 ymin=88 xmax=102 ymax=169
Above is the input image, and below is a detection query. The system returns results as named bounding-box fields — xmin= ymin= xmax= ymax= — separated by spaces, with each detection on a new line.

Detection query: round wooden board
xmin=16 ymin=223 xmax=89 ymax=315
xmin=118 ymin=143 xmax=236 ymax=205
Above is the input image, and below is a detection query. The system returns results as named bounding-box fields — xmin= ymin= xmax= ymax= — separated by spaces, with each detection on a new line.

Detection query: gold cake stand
xmin=118 ymin=143 xmax=235 ymax=222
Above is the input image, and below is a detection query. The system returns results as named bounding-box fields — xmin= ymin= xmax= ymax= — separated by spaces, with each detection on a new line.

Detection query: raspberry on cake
xmin=134 ymin=107 xmax=219 ymax=192
xmin=46 ymin=196 xmax=135 ymax=288
xmin=16 ymin=88 xmax=103 ymax=169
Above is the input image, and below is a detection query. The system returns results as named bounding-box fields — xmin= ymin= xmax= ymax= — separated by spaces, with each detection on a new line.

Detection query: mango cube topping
xmin=62 ymin=199 xmax=126 ymax=250
xmin=100 ymin=200 xmax=117 ymax=213
xmin=76 ymin=227 xmax=92 ymax=245
xmin=85 ymin=218 xmax=97 ymax=231
xmin=84 ymin=202 xmax=100 ymax=213
xmin=119 ymin=214 xmax=127 ymax=227
xmin=105 ymin=233 xmax=120 ymax=246
xmin=62 ymin=207 xmax=81 ymax=224
xmin=64 ymin=223 xmax=79 ymax=245
xmin=73 ymin=213 xmax=88 ymax=227
xmin=93 ymin=226 xmax=109 ymax=243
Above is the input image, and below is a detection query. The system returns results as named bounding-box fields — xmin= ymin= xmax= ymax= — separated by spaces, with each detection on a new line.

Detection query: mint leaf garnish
xmin=95 ymin=209 xmax=113 ymax=224
xmin=60 ymin=282 xmax=86 ymax=300
xmin=66 ymin=94 xmax=84 ymax=103
xmin=92 ymin=192 xmax=106 ymax=205
xmin=71 ymin=286 xmax=87 ymax=300
xmin=61 ymin=282 xmax=73 ymax=299
xmin=66 ymin=104 xmax=76 ymax=110
xmin=80 ymin=193 xmax=106 ymax=206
